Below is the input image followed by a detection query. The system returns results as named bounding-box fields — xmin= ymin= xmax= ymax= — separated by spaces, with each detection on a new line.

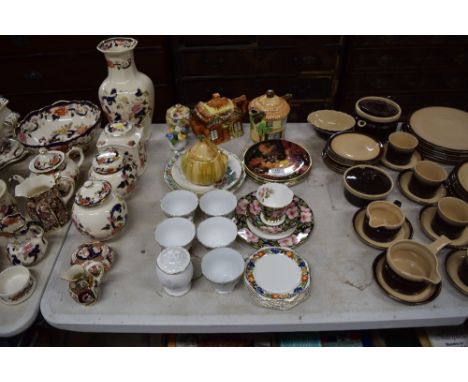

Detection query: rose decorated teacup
xmin=255 ymin=183 xmax=294 ymax=226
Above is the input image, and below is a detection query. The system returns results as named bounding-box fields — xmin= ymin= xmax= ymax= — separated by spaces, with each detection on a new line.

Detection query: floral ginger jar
xmin=72 ymin=180 xmax=128 ymax=241
xmin=97 ymin=37 xmax=155 ymax=142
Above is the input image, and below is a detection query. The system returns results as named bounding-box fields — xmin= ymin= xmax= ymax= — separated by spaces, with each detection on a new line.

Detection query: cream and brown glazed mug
xmin=431 ymin=197 xmax=468 ymax=240
xmin=408 ymin=160 xmax=447 ymax=199
xmin=386 ymin=131 xmax=418 ymax=166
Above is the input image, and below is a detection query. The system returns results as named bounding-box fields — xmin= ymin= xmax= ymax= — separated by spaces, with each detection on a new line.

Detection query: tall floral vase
xmin=97 ymin=37 xmax=155 ymax=142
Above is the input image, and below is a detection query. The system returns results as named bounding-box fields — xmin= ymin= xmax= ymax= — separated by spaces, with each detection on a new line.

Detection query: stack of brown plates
xmin=322 ymin=131 xmax=384 ymax=173
xmin=447 ymin=161 xmax=468 ymax=202
xmin=406 ymin=107 xmax=468 ymax=165
xmin=243 ymin=139 xmax=312 ymax=185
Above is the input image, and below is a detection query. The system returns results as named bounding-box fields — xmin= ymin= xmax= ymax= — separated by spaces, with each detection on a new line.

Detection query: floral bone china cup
xmin=62 ymin=260 xmax=105 ymax=306
xmin=7 ymin=222 xmax=48 ymax=266
xmin=255 ymin=183 xmax=294 ymax=225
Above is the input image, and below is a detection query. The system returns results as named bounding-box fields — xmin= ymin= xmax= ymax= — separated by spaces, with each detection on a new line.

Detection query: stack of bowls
xmin=447 ymin=162 xmax=468 ymax=202
xmin=322 ymin=131 xmax=384 ymax=174
xmin=406 ymin=107 xmax=468 ymax=165
xmin=307 ymin=109 xmax=355 ymax=140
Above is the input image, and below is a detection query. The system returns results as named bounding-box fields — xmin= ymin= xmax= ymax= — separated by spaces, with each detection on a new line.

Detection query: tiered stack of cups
xmin=154 ymin=189 xmax=243 ymax=296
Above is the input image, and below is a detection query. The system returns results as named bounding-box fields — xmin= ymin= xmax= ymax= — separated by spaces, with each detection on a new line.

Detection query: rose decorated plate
xmin=233 ymin=192 xmax=314 ymax=249
xmin=164 ymin=149 xmax=245 ymax=195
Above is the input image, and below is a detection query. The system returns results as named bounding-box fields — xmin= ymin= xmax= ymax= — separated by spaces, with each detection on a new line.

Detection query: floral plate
xmin=15 ymin=100 xmax=101 ymax=152
xmin=244 ymin=247 xmax=311 ymax=310
xmin=234 ymin=192 xmax=314 ymax=248
xmin=164 ymin=149 xmax=245 ymax=195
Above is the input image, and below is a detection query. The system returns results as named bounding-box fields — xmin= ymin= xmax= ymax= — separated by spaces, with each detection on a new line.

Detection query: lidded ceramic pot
xmin=97 ymin=37 xmax=155 ymax=142
xmin=72 ymin=179 xmax=128 ymax=241
xmin=166 ymin=104 xmax=191 ymax=129
xmin=181 ymin=136 xmax=228 ymax=186
xmin=89 ymin=149 xmax=138 ymax=199
xmin=96 ymin=121 xmax=147 ymax=176
xmin=249 ymin=89 xmax=292 ymax=142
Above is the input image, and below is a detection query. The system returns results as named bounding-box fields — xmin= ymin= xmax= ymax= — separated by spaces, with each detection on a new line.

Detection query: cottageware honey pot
xmin=72 ymin=179 xmax=128 ymax=241
xmin=249 ymin=89 xmax=292 ymax=142
xmin=190 ymin=93 xmax=248 ymax=144
xmin=13 ymin=174 xmax=73 ymax=231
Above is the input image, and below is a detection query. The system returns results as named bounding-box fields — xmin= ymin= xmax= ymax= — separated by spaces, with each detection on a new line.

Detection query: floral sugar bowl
xmin=72 ymin=180 xmax=128 ymax=241
xmin=70 ymin=242 xmax=116 ymax=272
xmin=249 ymin=89 xmax=292 ymax=142
xmin=165 ymin=104 xmax=191 ymax=151
xmin=89 ymin=149 xmax=138 ymax=199
xmin=96 ymin=121 xmax=147 ymax=177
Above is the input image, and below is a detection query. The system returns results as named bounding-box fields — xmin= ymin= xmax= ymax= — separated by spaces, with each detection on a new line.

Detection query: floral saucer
xmin=244 ymin=247 xmax=311 ymax=310
xmin=247 ymin=198 xmax=299 ymax=234
xmin=0 ymin=138 xmax=28 ymax=170
xmin=234 ymin=192 xmax=314 ymax=249
xmin=164 ymin=149 xmax=245 ymax=195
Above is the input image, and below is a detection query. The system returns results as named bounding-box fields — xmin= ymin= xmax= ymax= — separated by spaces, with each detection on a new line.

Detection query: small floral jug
xmin=62 ymin=260 xmax=105 ymax=306
xmin=7 ymin=222 xmax=48 ymax=266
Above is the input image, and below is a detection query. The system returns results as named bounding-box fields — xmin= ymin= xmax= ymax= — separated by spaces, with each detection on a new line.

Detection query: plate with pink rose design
xmin=233 ymin=192 xmax=314 ymax=249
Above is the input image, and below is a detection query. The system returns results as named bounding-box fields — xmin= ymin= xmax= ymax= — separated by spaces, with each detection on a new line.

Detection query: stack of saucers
xmin=447 ymin=162 xmax=468 ymax=202
xmin=322 ymin=131 xmax=384 ymax=174
xmin=406 ymin=107 xmax=468 ymax=165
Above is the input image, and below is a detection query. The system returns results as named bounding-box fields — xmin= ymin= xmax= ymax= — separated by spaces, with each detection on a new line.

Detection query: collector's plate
xmin=234 ymin=192 xmax=314 ymax=248
xmin=243 ymin=139 xmax=311 ymax=184
xmin=244 ymin=246 xmax=311 ymax=310
xmin=164 ymin=149 xmax=245 ymax=195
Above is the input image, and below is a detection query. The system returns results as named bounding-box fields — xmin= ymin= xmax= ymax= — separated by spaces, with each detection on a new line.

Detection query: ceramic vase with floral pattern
xmin=97 ymin=37 xmax=155 ymax=142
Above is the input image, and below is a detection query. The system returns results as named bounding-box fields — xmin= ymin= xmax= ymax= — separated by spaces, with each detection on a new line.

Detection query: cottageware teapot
xmin=190 ymin=93 xmax=248 ymax=144
xmin=96 ymin=121 xmax=147 ymax=176
xmin=6 ymin=222 xmax=48 ymax=266
xmin=88 ymin=149 xmax=138 ymax=199
xmin=13 ymin=174 xmax=73 ymax=231
xmin=249 ymin=89 xmax=292 ymax=142
xmin=72 ymin=179 xmax=128 ymax=241
xmin=62 ymin=260 xmax=105 ymax=306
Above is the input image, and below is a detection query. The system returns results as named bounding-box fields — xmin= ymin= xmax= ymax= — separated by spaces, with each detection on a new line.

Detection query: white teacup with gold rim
xmin=255 ymin=183 xmax=294 ymax=226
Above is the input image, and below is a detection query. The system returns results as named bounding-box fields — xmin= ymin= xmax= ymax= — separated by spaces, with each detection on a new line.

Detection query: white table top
xmin=40 ymin=123 xmax=468 ymax=333
xmin=0 ymin=155 xmax=71 ymax=338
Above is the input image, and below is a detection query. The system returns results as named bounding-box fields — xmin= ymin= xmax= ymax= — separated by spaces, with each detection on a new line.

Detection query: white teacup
xmin=161 ymin=190 xmax=198 ymax=220
xmin=0 ymin=266 xmax=35 ymax=305
xmin=154 ymin=218 xmax=196 ymax=250
xmin=199 ymin=190 xmax=237 ymax=218
xmin=197 ymin=217 xmax=238 ymax=249
xmin=201 ymin=247 xmax=244 ymax=294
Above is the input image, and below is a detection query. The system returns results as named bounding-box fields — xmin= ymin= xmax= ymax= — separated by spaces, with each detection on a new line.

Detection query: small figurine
xmin=166 ymin=104 xmax=191 ymax=151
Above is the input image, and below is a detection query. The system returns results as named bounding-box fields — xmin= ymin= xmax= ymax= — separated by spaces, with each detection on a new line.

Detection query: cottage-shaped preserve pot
xmin=249 ymin=89 xmax=292 ymax=142
xmin=190 ymin=93 xmax=248 ymax=144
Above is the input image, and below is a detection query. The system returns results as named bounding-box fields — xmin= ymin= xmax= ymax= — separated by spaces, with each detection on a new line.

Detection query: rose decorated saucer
xmin=352 ymin=208 xmax=414 ymax=250
xmin=373 ymin=253 xmax=441 ymax=305
xmin=0 ymin=138 xmax=29 ymax=170
xmin=164 ymin=149 xmax=245 ymax=195
xmin=244 ymin=247 xmax=311 ymax=310
xmin=381 ymin=143 xmax=423 ymax=172
xmin=234 ymin=192 xmax=314 ymax=249
xmin=247 ymin=198 xmax=298 ymax=234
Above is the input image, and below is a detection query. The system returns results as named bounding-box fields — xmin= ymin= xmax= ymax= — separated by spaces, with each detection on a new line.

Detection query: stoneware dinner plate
xmin=373 ymin=253 xmax=442 ymax=305
xmin=444 ymin=249 xmax=468 ymax=296
xmin=398 ymin=170 xmax=447 ymax=205
xmin=234 ymin=192 xmax=314 ymax=249
xmin=352 ymin=208 xmax=414 ymax=250
xmin=243 ymin=139 xmax=311 ymax=184
xmin=419 ymin=205 xmax=468 ymax=249
xmin=244 ymin=246 xmax=311 ymax=310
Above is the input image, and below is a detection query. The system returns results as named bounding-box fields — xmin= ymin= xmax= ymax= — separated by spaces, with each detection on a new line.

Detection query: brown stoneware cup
xmin=408 ymin=160 xmax=447 ymax=199
xmin=386 ymin=131 xmax=419 ymax=166
xmin=431 ymin=197 xmax=468 ymax=240
xmin=363 ymin=200 xmax=405 ymax=242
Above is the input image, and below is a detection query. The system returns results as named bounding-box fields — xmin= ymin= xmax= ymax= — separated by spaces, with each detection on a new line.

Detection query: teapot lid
xmin=104 ymin=121 xmax=134 ymax=137
xmin=75 ymin=180 xmax=112 ymax=207
xmin=92 ymin=150 xmax=124 ymax=175
xmin=29 ymin=148 xmax=65 ymax=173
xmin=166 ymin=103 xmax=191 ymax=122
xmin=249 ymin=89 xmax=291 ymax=120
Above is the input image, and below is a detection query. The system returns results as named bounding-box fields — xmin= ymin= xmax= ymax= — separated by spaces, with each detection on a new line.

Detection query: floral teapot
xmin=62 ymin=260 xmax=105 ymax=306
xmin=13 ymin=174 xmax=73 ymax=231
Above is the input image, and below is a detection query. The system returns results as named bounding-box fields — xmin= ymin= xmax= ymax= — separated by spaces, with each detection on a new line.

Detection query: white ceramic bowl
xmin=154 ymin=217 xmax=196 ymax=250
xmin=199 ymin=190 xmax=237 ymax=218
xmin=0 ymin=266 xmax=34 ymax=304
xmin=201 ymin=247 xmax=245 ymax=294
xmin=197 ymin=217 xmax=238 ymax=249
xmin=161 ymin=190 xmax=198 ymax=219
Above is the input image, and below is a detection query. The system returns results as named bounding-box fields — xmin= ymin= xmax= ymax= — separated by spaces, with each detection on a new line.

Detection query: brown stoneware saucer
xmin=373 ymin=253 xmax=442 ymax=305
xmin=353 ymin=208 xmax=413 ymax=250
xmin=381 ymin=143 xmax=422 ymax=172
xmin=398 ymin=170 xmax=447 ymax=205
xmin=444 ymin=249 xmax=468 ymax=296
xmin=419 ymin=206 xmax=468 ymax=249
